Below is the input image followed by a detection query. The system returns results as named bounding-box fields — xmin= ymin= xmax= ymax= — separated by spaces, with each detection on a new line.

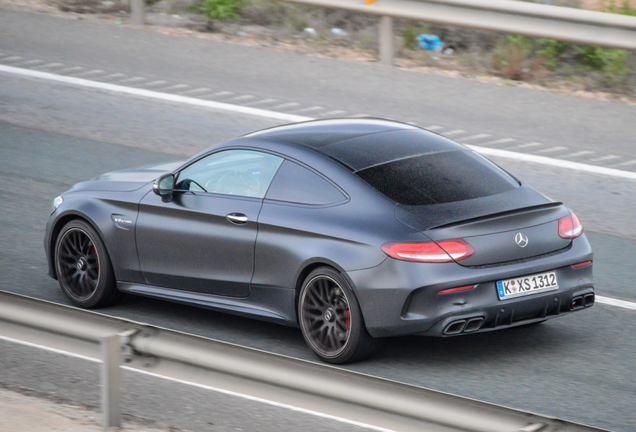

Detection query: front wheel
xmin=298 ymin=267 xmax=383 ymax=364
xmin=54 ymin=220 xmax=122 ymax=308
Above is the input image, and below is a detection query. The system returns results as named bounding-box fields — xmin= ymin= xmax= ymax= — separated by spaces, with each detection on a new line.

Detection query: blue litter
xmin=417 ymin=34 xmax=444 ymax=51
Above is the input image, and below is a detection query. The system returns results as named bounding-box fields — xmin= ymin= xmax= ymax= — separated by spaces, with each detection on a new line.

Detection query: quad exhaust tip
xmin=464 ymin=317 xmax=484 ymax=333
xmin=444 ymin=320 xmax=466 ymax=335
xmin=572 ymin=293 xmax=595 ymax=310
xmin=444 ymin=317 xmax=484 ymax=335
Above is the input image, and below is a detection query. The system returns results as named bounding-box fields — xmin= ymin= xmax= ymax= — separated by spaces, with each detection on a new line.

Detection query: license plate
xmin=496 ymin=271 xmax=558 ymax=300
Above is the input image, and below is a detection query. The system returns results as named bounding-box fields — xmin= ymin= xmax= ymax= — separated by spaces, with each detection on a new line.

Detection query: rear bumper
xmin=416 ymin=286 xmax=594 ymax=337
xmin=346 ymin=235 xmax=594 ymax=338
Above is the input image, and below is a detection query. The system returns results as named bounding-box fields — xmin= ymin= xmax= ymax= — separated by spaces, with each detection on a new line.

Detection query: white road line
xmin=178 ymin=87 xmax=210 ymax=95
xmin=101 ymin=73 xmax=125 ymax=80
xmin=137 ymin=80 xmax=168 ymax=88
xmin=159 ymin=84 xmax=190 ymax=91
xmin=116 ymin=76 xmax=146 ymax=84
xmin=0 ymin=335 xmax=396 ymax=432
xmin=1 ymin=56 xmax=24 ymax=62
xmin=321 ymin=110 xmax=347 ymax=117
xmin=212 ymin=91 xmax=233 ymax=97
xmin=2 ymin=64 xmax=635 ymax=179
xmin=35 ymin=63 xmax=64 ymax=70
xmin=442 ymin=129 xmax=466 ymax=136
xmin=467 ymin=145 xmax=636 ymax=180
xmin=55 ymin=66 xmax=84 ymax=74
xmin=229 ymin=95 xmax=255 ymax=102
xmin=73 ymin=70 xmax=105 ymax=77
xmin=586 ymin=155 xmax=620 ymax=163
xmin=0 ymin=65 xmax=308 ymax=122
xmin=567 ymin=150 xmax=594 ymax=158
xmin=596 ymin=296 xmax=636 ymax=311
xmin=13 ymin=59 xmax=43 ymax=66
xmin=0 ymin=335 xmax=99 ymax=362
xmin=245 ymin=98 xmax=277 ymax=106
xmin=536 ymin=146 xmax=568 ymax=154
xmin=271 ymin=102 xmax=301 ymax=110
xmin=512 ymin=142 xmax=543 ymax=149
xmin=482 ymin=137 xmax=516 ymax=145
xmin=294 ymin=106 xmax=324 ymax=113
xmin=461 ymin=134 xmax=492 ymax=142
xmin=616 ymin=159 xmax=636 ymax=166
xmin=128 ymin=369 xmax=397 ymax=432
xmin=425 ymin=125 xmax=443 ymax=131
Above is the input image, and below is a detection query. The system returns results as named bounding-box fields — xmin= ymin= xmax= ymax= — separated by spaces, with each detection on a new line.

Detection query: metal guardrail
xmin=125 ymin=0 xmax=636 ymax=64
xmin=280 ymin=0 xmax=636 ymax=64
xmin=0 ymin=291 xmax=610 ymax=432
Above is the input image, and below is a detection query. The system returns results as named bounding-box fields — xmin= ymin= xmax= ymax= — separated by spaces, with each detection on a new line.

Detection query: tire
xmin=54 ymin=220 xmax=122 ymax=308
xmin=298 ymin=267 xmax=383 ymax=364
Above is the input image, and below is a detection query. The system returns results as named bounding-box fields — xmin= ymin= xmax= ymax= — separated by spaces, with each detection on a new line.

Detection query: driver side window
xmin=175 ymin=150 xmax=284 ymax=199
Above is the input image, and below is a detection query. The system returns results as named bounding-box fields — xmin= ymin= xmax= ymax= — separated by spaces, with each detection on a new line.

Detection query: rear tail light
xmin=381 ymin=239 xmax=475 ymax=263
xmin=572 ymin=261 xmax=592 ymax=268
xmin=558 ymin=212 xmax=583 ymax=239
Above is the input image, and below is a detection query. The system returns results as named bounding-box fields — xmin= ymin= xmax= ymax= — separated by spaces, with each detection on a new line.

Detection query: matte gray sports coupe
xmin=45 ymin=119 xmax=594 ymax=363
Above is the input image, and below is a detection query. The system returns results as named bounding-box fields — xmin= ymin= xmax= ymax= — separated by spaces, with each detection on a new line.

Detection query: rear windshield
xmin=355 ymin=151 xmax=519 ymax=206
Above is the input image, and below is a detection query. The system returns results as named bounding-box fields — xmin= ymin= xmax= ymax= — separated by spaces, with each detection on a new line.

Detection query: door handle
xmin=226 ymin=213 xmax=248 ymax=225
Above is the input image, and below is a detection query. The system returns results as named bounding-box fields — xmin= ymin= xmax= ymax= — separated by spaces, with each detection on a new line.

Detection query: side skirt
xmin=117 ymin=282 xmax=298 ymax=327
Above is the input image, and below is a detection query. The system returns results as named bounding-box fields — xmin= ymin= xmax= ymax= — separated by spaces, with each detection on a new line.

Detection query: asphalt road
xmin=1 ymin=9 xmax=636 ymax=432
xmin=2 ymin=10 xmax=636 ymax=169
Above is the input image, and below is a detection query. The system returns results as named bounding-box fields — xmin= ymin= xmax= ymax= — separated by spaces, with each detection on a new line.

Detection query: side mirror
xmin=153 ymin=173 xmax=175 ymax=202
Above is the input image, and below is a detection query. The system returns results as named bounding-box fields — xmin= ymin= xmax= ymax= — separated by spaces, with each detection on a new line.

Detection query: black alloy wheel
xmin=55 ymin=220 xmax=121 ymax=308
xmin=298 ymin=267 xmax=382 ymax=364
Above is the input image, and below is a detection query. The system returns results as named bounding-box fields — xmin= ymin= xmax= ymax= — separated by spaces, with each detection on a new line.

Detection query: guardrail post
xmin=102 ymin=334 xmax=122 ymax=431
xmin=131 ymin=0 xmax=145 ymax=26
xmin=379 ymin=16 xmax=394 ymax=65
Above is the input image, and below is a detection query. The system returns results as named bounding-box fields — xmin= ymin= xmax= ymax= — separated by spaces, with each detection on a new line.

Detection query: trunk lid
xmin=395 ymin=185 xmax=572 ymax=266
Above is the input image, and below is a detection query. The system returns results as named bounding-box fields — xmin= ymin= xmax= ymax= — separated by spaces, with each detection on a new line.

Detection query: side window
xmin=175 ymin=150 xmax=283 ymax=199
xmin=265 ymin=160 xmax=346 ymax=205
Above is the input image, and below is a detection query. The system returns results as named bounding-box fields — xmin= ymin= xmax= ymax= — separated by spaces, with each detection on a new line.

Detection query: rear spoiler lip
xmin=425 ymin=202 xmax=565 ymax=232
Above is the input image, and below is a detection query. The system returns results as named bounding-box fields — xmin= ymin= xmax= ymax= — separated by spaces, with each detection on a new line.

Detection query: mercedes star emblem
xmin=515 ymin=232 xmax=529 ymax=248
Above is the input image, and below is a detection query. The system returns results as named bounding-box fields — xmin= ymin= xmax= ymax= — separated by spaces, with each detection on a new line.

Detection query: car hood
xmin=66 ymin=161 xmax=183 ymax=193
xmin=395 ymin=185 xmax=572 ymax=266
xmin=93 ymin=161 xmax=183 ymax=182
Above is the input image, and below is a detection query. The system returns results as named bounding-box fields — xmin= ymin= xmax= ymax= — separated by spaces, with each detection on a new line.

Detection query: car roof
xmin=243 ymin=119 xmax=465 ymax=171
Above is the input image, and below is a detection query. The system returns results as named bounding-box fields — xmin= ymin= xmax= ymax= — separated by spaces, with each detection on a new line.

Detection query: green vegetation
xmin=191 ymin=0 xmax=245 ymax=20
xmin=603 ymin=0 xmax=636 ymax=15
xmin=401 ymin=22 xmax=429 ymax=50
xmin=492 ymin=35 xmax=542 ymax=80
xmin=539 ymin=39 xmax=572 ymax=70
xmin=575 ymin=45 xmax=628 ymax=73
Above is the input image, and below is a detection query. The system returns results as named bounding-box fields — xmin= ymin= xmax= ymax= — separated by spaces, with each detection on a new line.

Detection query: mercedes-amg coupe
xmin=45 ymin=119 xmax=594 ymax=363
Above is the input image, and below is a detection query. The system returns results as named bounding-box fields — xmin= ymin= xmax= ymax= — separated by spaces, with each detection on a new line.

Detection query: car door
xmin=136 ymin=149 xmax=283 ymax=298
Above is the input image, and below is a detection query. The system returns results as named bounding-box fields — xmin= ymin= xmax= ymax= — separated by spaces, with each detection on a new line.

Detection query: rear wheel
xmin=54 ymin=220 xmax=122 ymax=308
xmin=298 ymin=267 xmax=382 ymax=364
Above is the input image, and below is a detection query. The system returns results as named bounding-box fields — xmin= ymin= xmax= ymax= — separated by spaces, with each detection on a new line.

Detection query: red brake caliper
xmin=345 ymin=308 xmax=351 ymax=329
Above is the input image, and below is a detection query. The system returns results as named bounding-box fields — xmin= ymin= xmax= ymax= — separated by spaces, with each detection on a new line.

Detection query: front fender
xmin=45 ymin=189 xmax=150 ymax=283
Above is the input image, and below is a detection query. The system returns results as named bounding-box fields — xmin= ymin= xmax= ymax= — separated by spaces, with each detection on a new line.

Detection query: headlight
xmin=51 ymin=196 xmax=63 ymax=214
